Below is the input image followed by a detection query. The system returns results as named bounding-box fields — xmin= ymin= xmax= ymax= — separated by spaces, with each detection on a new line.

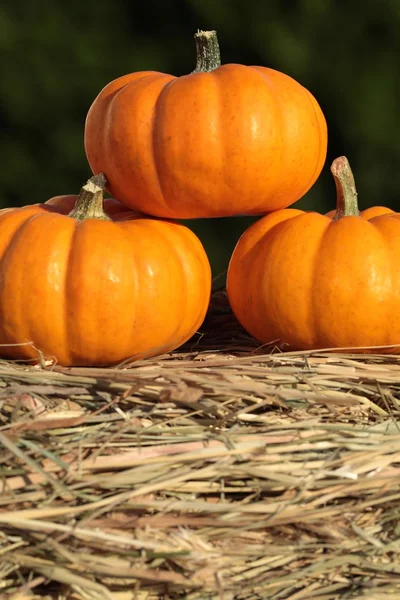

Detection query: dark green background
xmin=1 ymin=0 xmax=399 ymax=282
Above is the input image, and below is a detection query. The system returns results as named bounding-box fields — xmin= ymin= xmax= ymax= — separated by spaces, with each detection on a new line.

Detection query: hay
xmin=1 ymin=292 xmax=400 ymax=600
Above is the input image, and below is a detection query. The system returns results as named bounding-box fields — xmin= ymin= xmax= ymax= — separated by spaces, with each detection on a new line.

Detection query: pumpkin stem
xmin=69 ymin=173 xmax=111 ymax=222
xmin=192 ymin=30 xmax=221 ymax=73
xmin=330 ymin=156 xmax=360 ymax=220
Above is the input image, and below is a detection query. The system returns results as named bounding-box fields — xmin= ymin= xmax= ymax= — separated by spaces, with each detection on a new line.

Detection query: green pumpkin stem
xmin=69 ymin=173 xmax=111 ymax=221
xmin=330 ymin=156 xmax=360 ymax=219
xmin=192 ymin=30 xmax=221 ymax=73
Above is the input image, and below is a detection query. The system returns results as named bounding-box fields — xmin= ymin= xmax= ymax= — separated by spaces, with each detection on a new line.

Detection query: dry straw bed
xmin=1 ymin=292 xmax=400 ymax=600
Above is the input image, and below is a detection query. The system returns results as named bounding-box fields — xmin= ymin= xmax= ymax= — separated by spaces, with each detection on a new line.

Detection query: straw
xmin=1 ymin=291 xmax=400 ymax=599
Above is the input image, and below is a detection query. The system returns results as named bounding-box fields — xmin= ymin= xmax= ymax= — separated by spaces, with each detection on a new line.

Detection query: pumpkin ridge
xmin=273 ymin=213 xmax=327 ymax=348
xmin=162 ymin=224 xmax=191 ymax=348
xmin=104 ymin=93 xmax=116 ymax=198
xmin=146 ymin=220 xmax=191 ymax=349
xmin=0 ymin=208 xmax=42 ymax=256
xmin=0 ymin=213 xmax=40 ymax=354
xmin=208 ymin=68 xmax=227 ymax=207
xmin=63 ymin=220 xmax=80 ymax=366
xmin=165 ymin=221 xmax=210 ymax=347
xmin=67 ymin=218 xmax=134 ymax=365
xmin=150 ymin=78 xmax=178 ymax=216
xmin=250 ymin=67 xmax=307 ymax=211
xmin=113 ymin=220 xmax=153 ymax=362
xmin=250 ymin=67 xmax=286 ymax=210
xmin=31 ymin=213 xmax=74 ymax=366
xmin=107 ymin=74 xmax=176 ymax=213
xmin=369 ymin=216 xmax=399 ymax=345
xmin=104 ymin=72 xmax=170 ymax=108
xmin=251 ymin=66 xmax=327 ymax=209
xmin=310 ymin=215 xmax=338 ymax=348
xmin=117 ymin=219 xmax=170 ymax=358
xmin=87 ymin=73 xmax=167 ymax=201
xmin=173 ymin=224 xmax=212 ymax=344
xmin=0 ymin=212 xmax=62 ymax=360
xmin=369 ymin=212 xmax=400 ymax=224
xmin=295 ymin=87 xmax=328 ymax=202
xmin=116 ymin=220 xmax=144 ymax=359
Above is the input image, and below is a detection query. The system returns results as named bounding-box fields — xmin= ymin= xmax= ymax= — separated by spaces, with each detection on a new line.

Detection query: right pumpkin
xmin=227 ymin=156 xmax=400 ymax=352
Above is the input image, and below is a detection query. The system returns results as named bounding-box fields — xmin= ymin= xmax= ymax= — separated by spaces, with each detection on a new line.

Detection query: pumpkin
xmin=227 ymin=156 xmax=400 ymax=352
xmin=0 ymin=174 xmax=211 ymax=366
xmin=84 ymin=30 xmax=327 ymax=219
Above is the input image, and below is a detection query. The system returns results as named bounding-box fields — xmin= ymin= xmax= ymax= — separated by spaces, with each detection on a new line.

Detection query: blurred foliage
xmin=1 ymin=0 xmax=400 ymax=280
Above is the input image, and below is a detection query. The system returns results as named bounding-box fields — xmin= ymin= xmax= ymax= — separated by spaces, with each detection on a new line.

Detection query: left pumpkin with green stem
xmin=0 ymin=174 xmax=211 ymax=366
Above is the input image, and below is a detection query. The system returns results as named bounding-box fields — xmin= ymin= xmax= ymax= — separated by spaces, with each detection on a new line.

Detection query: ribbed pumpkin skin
xmin=0 ymin=197 xmax=211 ymax=366
xmin=227 ymin=206 xmax=400 ymax=351
xmin=84 ymin=66 xmax=327 ymax=219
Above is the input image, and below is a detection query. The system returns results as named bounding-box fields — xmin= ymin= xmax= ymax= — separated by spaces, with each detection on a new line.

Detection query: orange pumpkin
xmin=227 ymin=156 xmax=400 ymax=352
xmin=0 ymin=175 xmax=211 ymax=366
xmin=84 ymin=30 xmax=327 ymax=219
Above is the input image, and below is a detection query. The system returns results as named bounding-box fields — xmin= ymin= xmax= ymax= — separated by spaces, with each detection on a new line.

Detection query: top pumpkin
xmin=84 ymin=30 xmax=327 ymax=219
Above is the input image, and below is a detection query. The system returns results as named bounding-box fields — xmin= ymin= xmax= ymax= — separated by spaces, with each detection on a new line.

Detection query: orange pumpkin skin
xmin=227 ymin=204 xmax=400 ymax=352
xmin=0 ymin=194 xmax=211 ymax=366
xmin=325 ymin=205 xmax=394 ymax=220
xmin=84 ymin=33 xmax=327 ymax=219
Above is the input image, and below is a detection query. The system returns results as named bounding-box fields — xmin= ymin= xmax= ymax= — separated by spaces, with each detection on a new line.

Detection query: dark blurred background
xmin=1 ymin=0 xmax=399 ymax=283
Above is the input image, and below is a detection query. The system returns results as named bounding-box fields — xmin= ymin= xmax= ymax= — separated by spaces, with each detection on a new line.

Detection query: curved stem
xmin=69 ymin=173 xmax=111 ymax=222
xmin=192 ymin=30 xmax=221 ymax=73
xmin=330 ymin=156 xmax=359 ymax=220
